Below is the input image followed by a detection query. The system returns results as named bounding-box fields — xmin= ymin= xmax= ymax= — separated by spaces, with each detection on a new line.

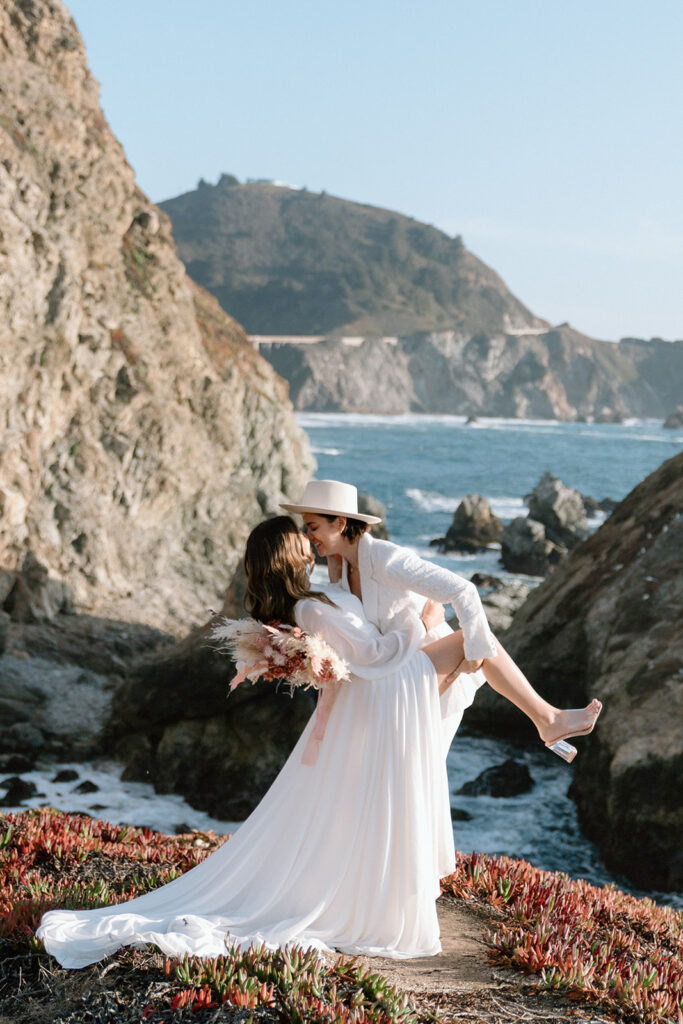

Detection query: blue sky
xmin=67 ymin=0 xmax=683 ymax=341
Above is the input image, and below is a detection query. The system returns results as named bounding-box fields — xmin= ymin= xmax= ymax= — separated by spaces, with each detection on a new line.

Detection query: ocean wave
xmin=1 ymin=759 xmax=239 ymax=834
xmin=406 ymin=488 xmax=526 ymax=520
xmin=297 ymin=411 xmax=664 ymax=431
xmin=311 ymin=446 xmax=343 ymax=456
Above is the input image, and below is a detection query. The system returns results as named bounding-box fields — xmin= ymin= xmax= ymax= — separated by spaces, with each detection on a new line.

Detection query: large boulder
xmin=108 ymin=612 xmax=315 ymax=821
xmin=467 ymin=451 xmax=683 ymax=891
xmin=457 ymin=759 xmax=534 ymax=798
xmin=500 ymin=517 xmax=565 ymax=576
xmin=526 ymin=472 xmax=589 ymax=548
xmin=438 ymin=495 xmax=503 ymax=553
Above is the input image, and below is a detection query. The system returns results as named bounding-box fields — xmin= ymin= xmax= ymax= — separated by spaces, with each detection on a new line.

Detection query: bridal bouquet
xmin=209 ymin=617 xmax=350 ymax=694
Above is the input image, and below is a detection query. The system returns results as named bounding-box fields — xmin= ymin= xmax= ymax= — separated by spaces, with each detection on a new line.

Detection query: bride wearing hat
xmin=282 ymin=479 xmax=602 ymax=760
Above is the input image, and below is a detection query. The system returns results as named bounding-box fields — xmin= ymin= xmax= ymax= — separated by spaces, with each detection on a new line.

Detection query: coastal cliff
xmin=470 ymin=452 xmax=683 ymax=891
xmin=259 ymin=329 xmax=683 ymax=420
xmin=0 ymin=0 xmax=313 ymax=635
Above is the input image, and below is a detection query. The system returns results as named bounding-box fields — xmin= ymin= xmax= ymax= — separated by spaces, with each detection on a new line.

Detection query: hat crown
xmin=300 ymin=480 xmax=359 ymax=515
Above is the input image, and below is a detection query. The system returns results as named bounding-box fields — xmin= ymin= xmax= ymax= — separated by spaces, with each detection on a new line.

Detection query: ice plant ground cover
xmin=0 ymin=809 xmax=680 ymax=1023
xmin=442 ymin=854 xmax=683 ymax=1022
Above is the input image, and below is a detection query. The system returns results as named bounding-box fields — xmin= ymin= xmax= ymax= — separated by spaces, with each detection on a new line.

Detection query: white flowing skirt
xmin=37 ymin=650 xmax=454 ymax=969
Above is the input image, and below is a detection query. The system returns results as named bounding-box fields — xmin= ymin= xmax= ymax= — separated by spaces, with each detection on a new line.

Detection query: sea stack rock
xmin=663 ymin=406 xmax=683 ymax=429
xmin=526 ymin=472 xmax=589 ymax=548
xmin=439 ymin=495 xmax=503 ymax=553
xmin=0 ymin=0 xmax=313 ymax=635
xmin=500 ymin=517 xmax=565 ymax=576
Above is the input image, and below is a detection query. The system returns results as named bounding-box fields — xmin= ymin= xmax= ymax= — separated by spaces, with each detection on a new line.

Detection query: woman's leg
xmin=424 ymin=631 xmax=601 ymax=745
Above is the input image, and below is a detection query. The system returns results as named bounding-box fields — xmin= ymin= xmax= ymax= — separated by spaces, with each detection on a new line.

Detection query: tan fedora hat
xmin=281 ymin=479 xmax=382 ymax=524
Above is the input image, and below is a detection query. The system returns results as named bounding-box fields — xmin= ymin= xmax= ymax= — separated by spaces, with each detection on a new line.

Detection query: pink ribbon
xmin=301 ymin=683 xmax=340 ymax=767
xmin=229 ymin=662 xmax=267 ymax=691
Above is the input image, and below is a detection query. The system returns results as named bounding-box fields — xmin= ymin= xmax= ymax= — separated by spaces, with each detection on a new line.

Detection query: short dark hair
xmin=322 ymin=514 xmax=369 ymax=543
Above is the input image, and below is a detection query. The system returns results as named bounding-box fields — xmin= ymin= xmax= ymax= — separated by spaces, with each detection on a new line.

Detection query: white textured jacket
xmin=341 ymin=532 xmax=497 ymax=660
xmin=338 ymin=533 xmax=497 ymax=750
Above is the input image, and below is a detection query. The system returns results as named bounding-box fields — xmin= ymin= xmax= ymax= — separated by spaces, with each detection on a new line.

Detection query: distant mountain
xmin=160 ymin=177 xmax=547 ymax=337
xmin=161 ymin=176 xmax=682 ymax=420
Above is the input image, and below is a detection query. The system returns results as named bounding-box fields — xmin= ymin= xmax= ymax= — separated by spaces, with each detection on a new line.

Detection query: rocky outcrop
xmin=467 ymin=452 xmax=683 ymax=891
xmin=435 ymin=495 xmax=503 ymax=554
xmin=526 ymin=473 xmax=588 ymax=548
xmin=499 ymin=473 xmax=589 ymax=574
xmin=0 ymin=589 xmax=170 ymax=764
xmin=500 ymin=518 xmax=564 ymax=576
xmin=457 ymin=760 xmax=534 ymax=798
xmin=259 ymin=329 xmax=683 ymax=419
xmin=108 ymin=598 xmax=315 ymax=821
xmin=663 ymin=406 xmax=683 ymax=429
xmin=358 ymin=493 xmax=390 ymax=540
xmin=479 ymin=579 xmax=529 ymax=634
xmin=0 ymin=0 xmax=313 ymax=636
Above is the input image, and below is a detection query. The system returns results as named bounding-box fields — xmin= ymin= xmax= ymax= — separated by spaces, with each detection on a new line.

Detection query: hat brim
xmin=280 ymin=503 xmax=382 ymax=525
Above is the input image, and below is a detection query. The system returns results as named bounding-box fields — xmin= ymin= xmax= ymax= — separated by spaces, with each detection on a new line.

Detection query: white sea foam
xmin=406 ymin=488 xmax=526 ymax=521
xmin=3 ymin=759 xmax=239 ymax=835
xmin=311 ymin=446 xmax=343 ymax=456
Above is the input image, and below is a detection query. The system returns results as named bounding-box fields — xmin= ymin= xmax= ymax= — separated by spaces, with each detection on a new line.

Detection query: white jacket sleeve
xmin=375 ymin=543 xmax=498 ymax=660
xmin=295 ymin=598 xmax=424 ymax=680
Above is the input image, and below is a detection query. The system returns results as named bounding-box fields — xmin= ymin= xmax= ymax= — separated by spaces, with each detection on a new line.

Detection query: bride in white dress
xmin=37 ymin=517 xmax=470 ymax=969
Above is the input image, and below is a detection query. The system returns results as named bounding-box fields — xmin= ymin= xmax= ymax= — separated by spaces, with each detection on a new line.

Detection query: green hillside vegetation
xmin=160 ymin=176 xmax=545 ymax=337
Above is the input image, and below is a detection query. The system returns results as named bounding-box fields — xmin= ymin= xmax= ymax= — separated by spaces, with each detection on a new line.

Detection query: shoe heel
xmin=546 ymin=739 xmax=577 ymax=763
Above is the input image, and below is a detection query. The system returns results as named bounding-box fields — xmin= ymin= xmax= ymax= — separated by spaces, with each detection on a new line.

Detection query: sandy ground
xmin=351 ymin=897 xmax=616 ymax=1023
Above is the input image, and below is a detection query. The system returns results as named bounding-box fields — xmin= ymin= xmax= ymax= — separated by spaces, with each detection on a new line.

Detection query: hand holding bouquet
xmin=209 ymin=617 xmax=350 ymax=693
xmin=209 ymin=617 xmax=350 ymax=767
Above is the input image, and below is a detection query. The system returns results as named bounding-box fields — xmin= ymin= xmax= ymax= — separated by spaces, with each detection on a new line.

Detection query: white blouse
xmin=295 ymin=585 xmax=426 ymax=680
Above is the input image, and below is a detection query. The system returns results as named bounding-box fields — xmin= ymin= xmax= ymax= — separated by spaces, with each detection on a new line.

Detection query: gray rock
xmin=438 ymin=495 xmax=503 ymax=554
xmin=500 ymin=517 xmax=565 ymax=576
xmin=481 ymin=580 xmax=530 ymax=633
xmin=1 ymin=776 xmax=38 ymax=806
xmin=526 ymin=472 xmax=589 ymax=548
xmin=457 ymin=760 xmax=534 ymax=797
xmin=450 ymin=807 xmax=473 ymax=821
xmin=1 ymin=723 xmax=45 ymax=755
xmin=52 ymin=769 xmax=80 ymax=783
xmin=0 ymin=754 xmax=35 ymax=773
xmin=358 ymin=493 xmax=389 ymax=540
xmin=663 ymin=405 xmax=683 ymax=429
xmin=73 ymin=780 xmax=99 ymax=794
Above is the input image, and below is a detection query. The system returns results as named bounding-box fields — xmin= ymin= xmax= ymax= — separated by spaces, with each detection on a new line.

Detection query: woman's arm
xmin=373 ymin=542 xmax=497 ymax=661
xmin=295 ymin=599 xmax=423 ymax=680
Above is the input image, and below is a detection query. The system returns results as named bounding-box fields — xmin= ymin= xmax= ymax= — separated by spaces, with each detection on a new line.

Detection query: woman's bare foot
xmin=538 ymin=699 xmax=602 ymax=746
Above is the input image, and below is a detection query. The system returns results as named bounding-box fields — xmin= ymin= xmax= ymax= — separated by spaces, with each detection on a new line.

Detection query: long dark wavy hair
xmin=244 ymin=516 xmax=335 ymax=625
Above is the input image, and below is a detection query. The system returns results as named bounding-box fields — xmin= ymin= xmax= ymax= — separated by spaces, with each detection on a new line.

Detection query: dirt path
xmin=353 ymin=897 xmax=615 ymax=1023
xmin=356 ymin=897 xmax=495 ymax=995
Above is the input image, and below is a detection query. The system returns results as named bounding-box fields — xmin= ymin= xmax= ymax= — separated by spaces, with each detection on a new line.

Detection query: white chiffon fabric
xmin=37 ymin=586 xmax=458 ymax=969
